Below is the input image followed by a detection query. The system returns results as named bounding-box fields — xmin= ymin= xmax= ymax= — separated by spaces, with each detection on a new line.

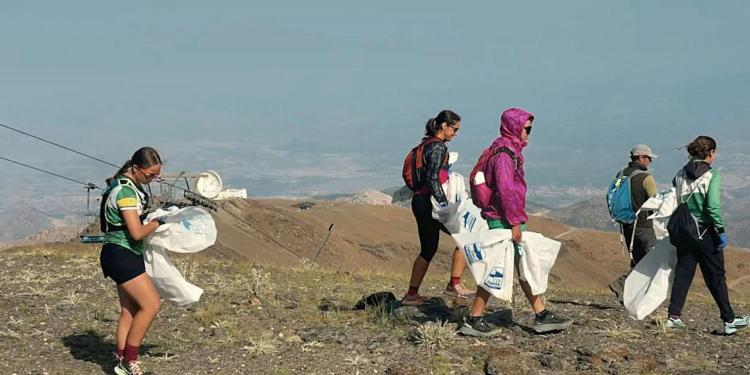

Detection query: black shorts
xmin=100 ymin=243 xmax=145 ymax=285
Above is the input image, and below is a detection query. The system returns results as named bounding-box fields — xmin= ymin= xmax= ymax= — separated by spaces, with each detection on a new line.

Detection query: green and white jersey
xmin=103 ymin=175 xmax=148 ymax=255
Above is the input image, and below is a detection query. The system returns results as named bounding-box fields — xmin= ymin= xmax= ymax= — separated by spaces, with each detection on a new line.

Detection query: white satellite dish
xmin=194 ymin=170 xmax=223 ymax=199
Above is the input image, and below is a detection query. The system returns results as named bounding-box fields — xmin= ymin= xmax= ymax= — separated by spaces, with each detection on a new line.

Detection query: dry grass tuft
xmin=596 ymin=320 xmax=640 ymax=339
xmin=194 ymin=300 xmax=226 ymax=326
xmin=413 ymin=320 xmax=455 ymax=350
xmin=246 ymin=268 xmax=271 ymax=297
xmin=243 ymin=336 xmax=279 ymax=356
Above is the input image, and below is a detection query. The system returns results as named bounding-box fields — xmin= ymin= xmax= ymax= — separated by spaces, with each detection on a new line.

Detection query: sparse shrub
xmin=653 ymin=307 xmax=669 ymax=334
xmin=0 ymin=330 xmax=22 ymax=340
xmin=78 ymin=319 xmax=101 ymax=336
xmin=27 ymin=284 xmax=52 ymax=297
xmin=247 ymin=268 xmax=271 ymax=297
xmin=175 ymin=259 xmax=200 ymax=280
xmin=597 ymin=320 xmax=639 ymax=339
xmin=243 ymin=336 xmax=278 ymax=356
xmin=366 ymin=302 xmax=400 ymax=329
xmin=284 ymin=334 xmax=303 ymax=344
xmin=413 ymin=320 xmax=455 ymax=350
xmin=301 ymin=340 xmax=324 ymax=352
xmin=344 ymin=354 xmax=366 ymax=366
xmin=92 ymin=304 xmax=109 ymax=322
xmin=194 ymin=301 xmax=226 ymax=326
xmin=295 ymin=257 xmax=318 ymax=272
xmin=63 ymin=291 xmax=84 ymax=305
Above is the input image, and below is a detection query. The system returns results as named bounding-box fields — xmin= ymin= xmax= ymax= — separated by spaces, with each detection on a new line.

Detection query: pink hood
xmin=498 ymin=107 xmax=534 ymax=149
xmin=481 ymin=108 xmax=534 ymax=225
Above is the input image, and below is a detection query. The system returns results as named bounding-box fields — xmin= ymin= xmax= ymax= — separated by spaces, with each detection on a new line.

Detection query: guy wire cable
xmin=1 ymin=122 xmax=119 ymax=168
xmin=0 ymin=155 xmax=102 ymax=190
xmin=1 ymin=122 xmax=309 ymax=260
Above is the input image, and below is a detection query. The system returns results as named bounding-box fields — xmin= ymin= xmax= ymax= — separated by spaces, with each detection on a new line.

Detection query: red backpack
xmin=402 ymin=137 xmax=445 ymax=191
xmin=469 ymin=145 xmax=517 ymax=210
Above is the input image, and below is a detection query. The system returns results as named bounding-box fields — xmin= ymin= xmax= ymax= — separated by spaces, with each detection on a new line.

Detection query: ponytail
xmin=107 ymin=146 xmax=162 ymax=184
xmin=687 ymin=135 xmax=716 ymax=160
xmin=423 ymin=109 xmax=461 ymax=136
xmin=424 ymin=118 xmax=440 ymax=136
xmin=109 ymin=160 xmax=134 ymax=185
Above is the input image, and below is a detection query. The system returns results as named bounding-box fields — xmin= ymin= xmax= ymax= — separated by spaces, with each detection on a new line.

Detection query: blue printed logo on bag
xmin=180 ymin=219 xmax=193 ymax=230
xmin=463 ymin=242 xmax=485 ymax=265
xmin=484 ymin=267 xmax=504 ymax=290
xmin=461 ymin=211 xmax=478 ymax=232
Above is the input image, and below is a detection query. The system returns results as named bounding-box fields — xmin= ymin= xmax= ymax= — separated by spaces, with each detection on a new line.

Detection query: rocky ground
xmin=1 ymin=243 xmax=749 ymax=374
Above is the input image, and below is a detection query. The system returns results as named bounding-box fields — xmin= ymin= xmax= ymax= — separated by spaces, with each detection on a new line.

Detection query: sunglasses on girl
xmin=138 ymin=166 xmax=161 ymax=180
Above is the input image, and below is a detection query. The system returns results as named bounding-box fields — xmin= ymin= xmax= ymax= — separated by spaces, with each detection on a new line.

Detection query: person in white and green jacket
xmin=666 ymin=136 xmax=749 ymax=335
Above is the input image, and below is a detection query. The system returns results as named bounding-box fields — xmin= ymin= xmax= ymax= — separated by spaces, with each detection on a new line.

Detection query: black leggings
xmin=412 ymin=194 xmax=449 ymax=262
xmin=668 ymin=229 xmax=734 ymax=322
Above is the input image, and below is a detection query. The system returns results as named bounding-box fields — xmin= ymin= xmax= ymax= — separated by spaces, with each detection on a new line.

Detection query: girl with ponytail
xmin=402 ymin=110 xmax=474 ymax=305
xmin=99 ymin=146 xmax=163 ymax=375
xmin=666 ymin=136 xmax=749 ymax=335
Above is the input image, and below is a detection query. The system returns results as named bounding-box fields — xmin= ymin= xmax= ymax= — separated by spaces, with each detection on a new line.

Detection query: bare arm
xmin=122 ymin=209 xmax=160 ymax=241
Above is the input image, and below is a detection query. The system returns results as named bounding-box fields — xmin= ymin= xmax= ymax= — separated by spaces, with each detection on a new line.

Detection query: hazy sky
xmin=1 ymin=1 xmax=749 ymax=210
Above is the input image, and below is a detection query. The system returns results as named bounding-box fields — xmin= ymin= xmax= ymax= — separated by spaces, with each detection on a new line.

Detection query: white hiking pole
xmin=313 ymin=224 xmax=335 ymax=261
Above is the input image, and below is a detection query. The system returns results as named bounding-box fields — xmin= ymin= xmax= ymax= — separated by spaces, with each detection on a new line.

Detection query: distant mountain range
xmin=545 ymin=196 xmax=750 ymax=250
xmin=4 ymin=181 xmax=749 ymax=250
xmin=0 ymin=206 xmax=79 ymax=249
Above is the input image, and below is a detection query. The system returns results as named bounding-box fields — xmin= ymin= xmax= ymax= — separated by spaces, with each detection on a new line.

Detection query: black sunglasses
xmin=524 ymin=126 xmax=532 ymax=135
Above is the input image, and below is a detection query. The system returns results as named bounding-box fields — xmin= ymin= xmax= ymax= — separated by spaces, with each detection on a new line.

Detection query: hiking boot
xmin=531 ymin=311 xmax=573 ymax=333
xmin=460 ymin=315 xmax=502 ymax=338
xmin=665 ymin=317 xmax=687 ymax=329
xmin=723 ymin=315 xmax=750 ymax=335
xmin=608 ymin=275 xmax=626 ymax=305
xmin=444 ymin=283 xmax=476 ymax=299
xmin=400 ymin=294 xmax=426 ymax=306
xmin=115 ymin=361 xmax=144 ymax=375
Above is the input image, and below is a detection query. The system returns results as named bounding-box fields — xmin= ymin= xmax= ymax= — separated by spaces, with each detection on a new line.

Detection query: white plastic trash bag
xmin=639 ymin=188 xmax=678 ymax=241
xmin=517 ymin=232 xmax=561 ymax=295
xmin=143 ymin=206 xmax=217 ymax=307
xmin=147 ymin=206 xmax=217 ymax=253
xmin=430 ymin=171 xmax=561 ymax=301
xmin=431 ymin=171 xmax=488 ymax=234
xmin=143 ymin=246 xmax=204 ymax=307
xmin=391 ymin=185 xmax=414 ymax=204
xmin=623 ymin=240 xmax=677 ymax=320
xmin=455 ymin=201 xmax=487 ymax=234
xmin=623 ymin=188 xmax=679 ymax=319
xmin=452 ymin=229 xmax=515 ymax=301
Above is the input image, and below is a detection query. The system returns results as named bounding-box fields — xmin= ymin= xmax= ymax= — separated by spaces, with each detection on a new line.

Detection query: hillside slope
xmin=206 ymin=198 xmax=750 ymax=299
xmin=2 ymin=244 xmax=750 ymax=374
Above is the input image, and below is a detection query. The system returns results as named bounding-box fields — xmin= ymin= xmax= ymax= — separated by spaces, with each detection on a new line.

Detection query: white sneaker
xmin=113 ymin=353 xmax=126 ymax=375
xmin=665 ymin=317 xmax=687 ymax=329
xmin=115 ymin=361 xmax=144 ymax=375
xmin=724 ymin=315 xmax=750 ymax=335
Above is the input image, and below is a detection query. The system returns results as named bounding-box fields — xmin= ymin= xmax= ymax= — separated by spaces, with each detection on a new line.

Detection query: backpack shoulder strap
xmin=420 ymin=137 xmax=448 ymax=167
xmin=100 ymin=181 xmax=126 ymax=233
xmin=489 ymin=146 xmax=518 ymax=170
xmin=676 ymin=170 xmax=709 ymax=204
xmin=420 ymin=136 xmax=442 ymax=147
xmin=628 ymin=169 xmax=648 ymax=178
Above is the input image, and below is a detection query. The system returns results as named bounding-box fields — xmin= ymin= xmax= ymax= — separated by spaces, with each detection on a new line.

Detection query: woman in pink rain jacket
xmin=460 ymin=108 xmax=574 ymax=337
